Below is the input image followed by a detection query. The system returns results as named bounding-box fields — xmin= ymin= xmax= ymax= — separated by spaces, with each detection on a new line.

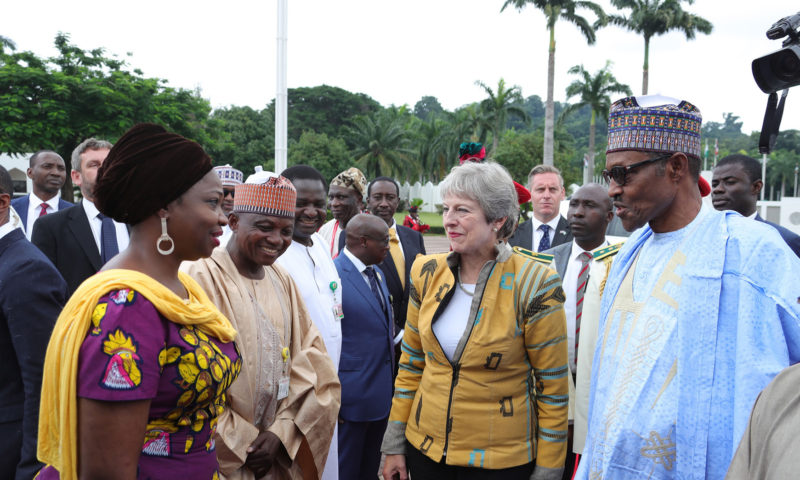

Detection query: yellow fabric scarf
xmin=37 ymin=269 xmax=237 ymax=480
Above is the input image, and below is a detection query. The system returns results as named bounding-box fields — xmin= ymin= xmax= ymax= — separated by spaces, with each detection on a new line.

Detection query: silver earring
xmin=156 ymin=217 xmax=175 ymax=255
xmin=492 ymin=227 xmax=498 ymax=233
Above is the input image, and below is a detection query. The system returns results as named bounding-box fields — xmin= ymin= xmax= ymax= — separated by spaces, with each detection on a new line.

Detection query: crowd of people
xmin=1 ymin=93 xmax=800 ymax=480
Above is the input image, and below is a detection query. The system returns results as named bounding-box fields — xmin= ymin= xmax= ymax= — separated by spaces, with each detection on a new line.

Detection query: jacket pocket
xmin=338 ymin=355 xmax=362 ymax=372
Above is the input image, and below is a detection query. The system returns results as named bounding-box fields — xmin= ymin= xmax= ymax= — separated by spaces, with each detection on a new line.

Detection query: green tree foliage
xmin=413 ymin=96 xmax=444 ymax=121
xmin=345 ymin=108 xmax=416 ymax=180
xmin=270 ymin=85 xmax=381 ymax=143
xmin=0 ymin=33 xmax=213 ymax=200
xmin=475 ymin=78 xmax=529 ymax=155
xmin=605 ymin=0 xmax=712 ymax=94
xmin=501 ymin=0 xmax=606 ymax=166
xmin=494 ymin=128 xmax=580 ymax=187
xmin=206 ymin=106 xmax=274 ymax=174
xmin=288 ymin=131 xmax=350 ymax=182
xmin=561 ymin=62 xmax=631 ymax=183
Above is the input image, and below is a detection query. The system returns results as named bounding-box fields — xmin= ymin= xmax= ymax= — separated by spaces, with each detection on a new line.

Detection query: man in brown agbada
xmin=184 ymin=168 xmax=340 ymax=479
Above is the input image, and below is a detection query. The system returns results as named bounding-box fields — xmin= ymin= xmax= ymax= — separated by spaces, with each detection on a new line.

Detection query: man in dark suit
xmin=0 ymin=165 xmax=67 ymax=480
xmin=11 ymin=150 xmax=72 ymax=240
xmin=509 ymin=164 xmax=573 ymax=251
xmin=32 ymin=139 xmax=129 ymax=296
xmin=334 ymin=214 xmax=394 ymax=480
xmin=540 ymin=184 xmax=620 ymax=475
xmin=366 ymin=176 xmax=426 ymax=334
xmin=712 ymin=154 xmax=800 ymax=257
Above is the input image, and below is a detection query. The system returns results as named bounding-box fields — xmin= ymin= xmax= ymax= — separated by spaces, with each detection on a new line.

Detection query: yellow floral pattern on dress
xmin=152 ymin=326 xmax=241 ymax=448
xmin=91 ymin=303 xmax=107 ymax=335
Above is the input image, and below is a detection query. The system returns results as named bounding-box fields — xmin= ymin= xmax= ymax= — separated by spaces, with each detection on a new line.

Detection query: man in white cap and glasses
xmin=575 ymin=95 xmax=800 ymax=480
xmin=184 ymin=167 xmax=340 ymax=480
xmin=213 ymin=164 xmax=243 ymax=246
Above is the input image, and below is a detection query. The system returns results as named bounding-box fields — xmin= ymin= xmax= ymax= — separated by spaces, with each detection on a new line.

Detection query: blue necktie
xmin=538 ymin=224 xmax=551 ymax=252
xmin=365 ymin=266 xmax=387 ymax=318
xmin=98 ymin=214 xmax=119 ymax=264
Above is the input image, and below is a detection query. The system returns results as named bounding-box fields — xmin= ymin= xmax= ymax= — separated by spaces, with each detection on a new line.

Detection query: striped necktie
xmin=575 ymin=251 xmax=593 ymax=364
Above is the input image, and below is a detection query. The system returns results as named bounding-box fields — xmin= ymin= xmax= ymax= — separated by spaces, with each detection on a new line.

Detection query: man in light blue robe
xmin=576 ymin=95 xmax=800 ymax=480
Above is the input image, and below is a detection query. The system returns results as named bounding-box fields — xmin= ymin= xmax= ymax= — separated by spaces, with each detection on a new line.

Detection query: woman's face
xmin=442 ymin=194 xmax=501 ymax=255
xmin=166 ymin=170 xmax=227 ymax=261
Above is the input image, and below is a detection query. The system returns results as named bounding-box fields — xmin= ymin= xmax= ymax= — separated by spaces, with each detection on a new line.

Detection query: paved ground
xmin=423 ymin=234 xmax=450 ymax=254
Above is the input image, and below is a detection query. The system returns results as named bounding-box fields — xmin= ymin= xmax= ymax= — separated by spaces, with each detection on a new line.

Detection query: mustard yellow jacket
xmin=381 ymin=243 xmax=569 ymax=476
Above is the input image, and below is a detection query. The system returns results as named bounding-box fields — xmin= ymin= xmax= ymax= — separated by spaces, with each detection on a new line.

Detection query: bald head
xmin=578 ymin=183 xmax=612 ymax=211
xmin=345 ymin=213 xmax=390 ymax=266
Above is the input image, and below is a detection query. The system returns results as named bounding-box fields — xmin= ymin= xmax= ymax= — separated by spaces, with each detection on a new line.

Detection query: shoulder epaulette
xmin=513 ymin=246 xmax=553 ymax=264
xmin=593 ymin=241 xmax=624 ymax=261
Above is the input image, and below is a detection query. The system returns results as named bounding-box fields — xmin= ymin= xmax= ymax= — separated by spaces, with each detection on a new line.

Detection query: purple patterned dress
xmin=37 ymin=288 xmax=241 ymax=480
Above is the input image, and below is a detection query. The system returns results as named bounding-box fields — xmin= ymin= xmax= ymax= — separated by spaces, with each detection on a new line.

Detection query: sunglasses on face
xmin=602 ymin=153 xmax=673 ymax=186
xmin=223 ymin=188 xmax=235 ymax=198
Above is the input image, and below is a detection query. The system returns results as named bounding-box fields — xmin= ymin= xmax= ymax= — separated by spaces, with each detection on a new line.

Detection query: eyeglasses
xmin=602 ymin=153 xmax=673 ymax=186
xmin=223 ymin=188 xmax=235 ymax=198
xmin=364 ymin=235 xmax=390 ymax=246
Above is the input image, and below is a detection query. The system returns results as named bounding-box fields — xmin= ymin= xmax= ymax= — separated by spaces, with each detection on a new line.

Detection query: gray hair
xmin=72 ymin=138 xmax=113 ymax=172
xmin=439 ymin=161 xmax=519 ymax=239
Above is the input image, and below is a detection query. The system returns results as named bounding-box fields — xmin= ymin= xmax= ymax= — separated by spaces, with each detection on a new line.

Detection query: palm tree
xmin=0 ymin=35 xmax=16 ymax=52
xmin=475 ymin=78 xmax=529 ymax=155
xmin=561 ymin=62 xmax=632 ymax=184
xmin=415 ymin=116 xmax=451 ymax=183
xmin=606 ymin=0 xmax=712 ymax=94
xmin=346 ymin=110 xmax=415 ymax=180
xmin=501 ymin=0 xmax=606 ymax=166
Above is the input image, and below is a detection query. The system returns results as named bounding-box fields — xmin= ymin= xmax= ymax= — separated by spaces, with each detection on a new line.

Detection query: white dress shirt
xmin=276 ymin=233 xmax=342 ymax=368
xmin=563 ymin=239 xmax=608 ymax=372
xmin=24 ymin=193 xmax=61 ymax=240
xmin=531 ymin=215 xmax=563 ymax=252
xmin=82 ymin=199 xmax=130 ymax=255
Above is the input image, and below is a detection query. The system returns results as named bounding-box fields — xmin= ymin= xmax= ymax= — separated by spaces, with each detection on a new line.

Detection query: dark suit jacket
xmin=756 ymin=214 xmax=800 ymax=258
xmin=10 ymin=194 xmax=73 ymax=235
xmin=509 ymin=215 xmax=573 ymax=251
xmin=32 ymin=202 xmax=105 ymax=298
xmin=334 ymin=253 xmax=395 ymax=422
xmin=544 ymin=242 xmax=573 ymax=280
xmin=0 ymin=228 xmax=66 ymax=479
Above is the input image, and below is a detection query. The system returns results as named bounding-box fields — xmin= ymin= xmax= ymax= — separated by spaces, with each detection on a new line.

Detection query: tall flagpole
xmin=275 ymin=0 xmax=288 ymax=173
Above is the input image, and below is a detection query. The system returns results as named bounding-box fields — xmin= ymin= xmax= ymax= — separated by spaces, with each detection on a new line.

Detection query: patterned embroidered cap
xmin=233 ymin=166 xmax=296 ymax=218
xmin=330 ymin=167 xmax=367 ymax=198
xmin=607 ymin=95 xmax=702 ymax=159
xmin=213 ymin=164 xmax=244 ymax=186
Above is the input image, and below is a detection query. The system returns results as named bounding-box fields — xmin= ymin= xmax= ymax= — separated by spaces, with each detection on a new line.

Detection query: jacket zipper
xmin=435 ymin=260 xmax=494 ymax=457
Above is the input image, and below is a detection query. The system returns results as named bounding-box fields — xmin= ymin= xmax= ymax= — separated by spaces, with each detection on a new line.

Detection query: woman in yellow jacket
xmin=381 ymin=161 xmax=569 ymax=480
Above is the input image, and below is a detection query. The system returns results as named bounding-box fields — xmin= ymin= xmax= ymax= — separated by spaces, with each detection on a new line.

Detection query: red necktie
xmin=575 ymin=251 xmax=593 ymax=364
xmin=39 ymin=203 xmax=48 ymax=217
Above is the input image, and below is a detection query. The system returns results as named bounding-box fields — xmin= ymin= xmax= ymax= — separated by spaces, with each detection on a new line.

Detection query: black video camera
xmin=754 ymin=12 xmax=800 ymax=154
xmin=753 ymin=12 xmax=800 ymax=93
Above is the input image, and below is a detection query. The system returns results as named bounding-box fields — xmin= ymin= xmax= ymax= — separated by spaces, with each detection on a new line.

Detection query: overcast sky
xmin=5 ymin=0 xmax=800 ymax=134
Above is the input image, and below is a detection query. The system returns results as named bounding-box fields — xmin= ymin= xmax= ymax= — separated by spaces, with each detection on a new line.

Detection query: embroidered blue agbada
xmin=577 ymin=207 xmax=800 ymax=480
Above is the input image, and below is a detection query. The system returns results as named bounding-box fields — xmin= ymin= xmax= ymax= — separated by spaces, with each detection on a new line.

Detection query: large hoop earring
xmin=156 ymin=217 xmax=175 ymax=255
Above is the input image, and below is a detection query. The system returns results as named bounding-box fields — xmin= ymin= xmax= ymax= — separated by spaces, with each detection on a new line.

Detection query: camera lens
xmin=772 ymin=48 xmax=800 ymax=81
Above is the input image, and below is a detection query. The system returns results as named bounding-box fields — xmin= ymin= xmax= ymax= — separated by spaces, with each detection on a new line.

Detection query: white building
xmin=0 ymin=153 xmax=33 ymax=198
